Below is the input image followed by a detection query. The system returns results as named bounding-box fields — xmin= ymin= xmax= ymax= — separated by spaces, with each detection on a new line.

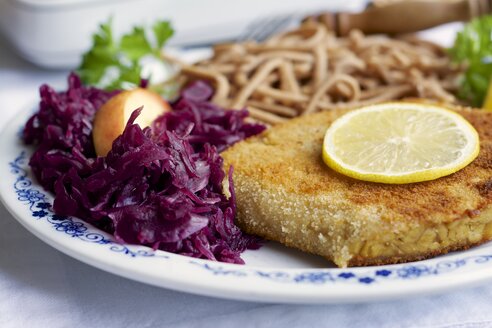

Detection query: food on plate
xmin=24 ymin=73 xmax=118 ymax=191
xmin=152 ymin=81 xmax=265 ymax=153
xmin=92 ymin=88 xmax=171 ymax=156
xmin=322 ymin=102 xmax=479 ymax=184
xmin=23 ymin=76 xmax=264 ymax=264
xmin=21 ymin=14 xmax=492 ymax=266
xmin=178 ymin=21 xmax=462 ymax=124
xmin=222 ymin=102 xmax=492 ymax=267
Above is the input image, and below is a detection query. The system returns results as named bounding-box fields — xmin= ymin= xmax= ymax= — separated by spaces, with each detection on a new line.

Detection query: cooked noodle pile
xmin=175 ymin=22 xmax=463 ymax=124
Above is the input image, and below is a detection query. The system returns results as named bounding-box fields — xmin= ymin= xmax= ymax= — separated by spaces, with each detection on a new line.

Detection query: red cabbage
xmin=23 ymin=75 xmax=264 ymax=264
xmin=153 ymin=80 xmax=265 ymax=153
xmin=23 ymin=73 xmax=118 ymax=190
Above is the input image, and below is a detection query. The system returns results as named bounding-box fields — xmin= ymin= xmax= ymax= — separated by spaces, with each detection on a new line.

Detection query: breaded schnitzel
xmin=222 ymin=105 xmax=492 ymax=267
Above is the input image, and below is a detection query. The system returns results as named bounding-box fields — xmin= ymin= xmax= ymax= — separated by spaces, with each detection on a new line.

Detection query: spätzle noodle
xmin=177 ymin=22 xmax=463 ymax=124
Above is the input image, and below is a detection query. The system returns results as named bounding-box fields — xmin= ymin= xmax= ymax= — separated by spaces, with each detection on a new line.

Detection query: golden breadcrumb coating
xmin=222 ymin=103 xmax=492 ymax=267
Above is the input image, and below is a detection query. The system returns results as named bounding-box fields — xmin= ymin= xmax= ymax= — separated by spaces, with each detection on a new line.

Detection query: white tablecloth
xmin=2 ymin=22 xmax=492 ymax=328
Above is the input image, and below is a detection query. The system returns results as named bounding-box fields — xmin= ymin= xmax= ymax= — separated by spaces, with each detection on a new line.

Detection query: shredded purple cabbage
xmin=23 ymin=73 xmax=118 ymax=191
xmin=23 ymin=75 xmax=265 ymax=264
xmin=153 ymin=81 xmax=265 ymax=152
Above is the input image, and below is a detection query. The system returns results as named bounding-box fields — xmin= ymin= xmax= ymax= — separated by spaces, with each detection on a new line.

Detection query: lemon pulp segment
xmin=322 ymin=102 xmax=480 ymax=184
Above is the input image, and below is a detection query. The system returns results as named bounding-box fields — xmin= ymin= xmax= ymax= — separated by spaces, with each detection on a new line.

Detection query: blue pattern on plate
xmin=9 ymin=151 xmax=168 ymax=259
xmin=189 ymin=254 xmax=492 ymax=285
xmin=9 ymin=150 xmax=492 ymax=285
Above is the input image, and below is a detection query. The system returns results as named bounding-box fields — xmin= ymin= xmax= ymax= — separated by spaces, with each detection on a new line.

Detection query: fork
xmin=236 ymin=14 xmax=301 ymax=43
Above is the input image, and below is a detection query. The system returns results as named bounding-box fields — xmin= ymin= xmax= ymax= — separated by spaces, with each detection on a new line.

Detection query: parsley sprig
xmin=78 ymin=19 xmax=174 ymax=91
xmin=449 ymin=16 xmax=492 ymax=107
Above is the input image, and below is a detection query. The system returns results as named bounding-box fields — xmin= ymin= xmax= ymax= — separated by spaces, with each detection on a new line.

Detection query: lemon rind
xmin=322 ymin=102 xmax=480 ymax=184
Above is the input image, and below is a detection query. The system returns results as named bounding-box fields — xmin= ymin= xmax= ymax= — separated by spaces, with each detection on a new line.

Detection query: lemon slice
xmin=322 ymin=102 xmax=480 ymax=184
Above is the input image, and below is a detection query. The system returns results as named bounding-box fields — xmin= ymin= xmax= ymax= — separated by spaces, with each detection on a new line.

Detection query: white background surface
xmin=2 ymin=9 xmax=492 ymax=328
xmin=0 ymin=0 xmax=363 ymax=67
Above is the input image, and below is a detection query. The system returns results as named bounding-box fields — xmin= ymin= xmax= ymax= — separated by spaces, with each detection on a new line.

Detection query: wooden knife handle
xmin=312 ymin=0 xmax=492 ymax=36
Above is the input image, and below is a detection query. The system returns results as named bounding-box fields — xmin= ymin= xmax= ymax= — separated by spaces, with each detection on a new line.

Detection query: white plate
xmin=2 ymin=105 xmax=492 ymax=304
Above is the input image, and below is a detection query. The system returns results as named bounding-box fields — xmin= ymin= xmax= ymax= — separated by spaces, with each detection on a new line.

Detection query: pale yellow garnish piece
xmin=322 ymin=102 xmax=480 ymax=184
xmin=93 ymin=88 xmax=171 ymax=157
xmin=483 ymin=80 xmax=492 ymax=111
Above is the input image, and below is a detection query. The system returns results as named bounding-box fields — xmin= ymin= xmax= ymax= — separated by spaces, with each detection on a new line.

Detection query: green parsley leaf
xmin=120 ymin=27 xmax=153 ymax=61
xmin=449 ymin=15 xmax=492 ymax=107
xmin=153 ymin=21 xmax=174 ymax=50
xmin=77 ymin=18 xmax=174 ymax=91
xmin=78 ymin=20 xmax=118 ymax=86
